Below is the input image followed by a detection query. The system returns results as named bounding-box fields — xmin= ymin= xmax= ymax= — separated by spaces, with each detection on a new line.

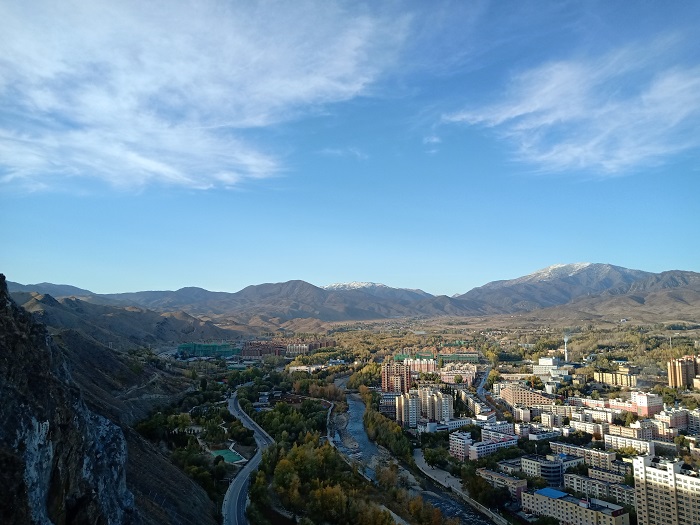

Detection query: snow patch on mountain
xmin=323 ymin=282 xmax=389 ymax=291
xmin=525 ymin=263 xmax=593 ymax=281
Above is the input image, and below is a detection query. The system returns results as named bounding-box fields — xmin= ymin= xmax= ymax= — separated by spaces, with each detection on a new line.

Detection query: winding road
xmin=222 ymin=390 xmax=274 ymax=525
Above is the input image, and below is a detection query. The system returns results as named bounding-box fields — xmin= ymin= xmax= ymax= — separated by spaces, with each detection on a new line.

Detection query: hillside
xmin=9 ymin=291 xmax=241 ymax=349
xmin=1 ymin=275 xmax=219 ymax=525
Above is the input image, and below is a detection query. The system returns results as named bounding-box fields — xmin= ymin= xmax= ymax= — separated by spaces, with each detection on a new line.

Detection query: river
xmin=335 ymin=394 xmax=495 ymax=525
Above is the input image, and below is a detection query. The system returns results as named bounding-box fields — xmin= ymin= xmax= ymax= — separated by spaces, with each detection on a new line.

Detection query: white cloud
xmin=0 ymin=1 xmax=409 ymax=191
xmin=443 ymin=39 xmax=700 ymax=174
xmin=318 ymin=147 xmax=368 ymax=161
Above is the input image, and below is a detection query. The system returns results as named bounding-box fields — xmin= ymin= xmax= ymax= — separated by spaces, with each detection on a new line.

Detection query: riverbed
xmin=333 ymin=393 xmax=495 ymax=525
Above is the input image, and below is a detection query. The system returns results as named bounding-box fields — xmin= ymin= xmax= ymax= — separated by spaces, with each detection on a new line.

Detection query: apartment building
xmin=655 ymin=407 xmax=689 ymax=431
xmin=570 ymin=420 xmax=608 ymax=436
xmin=649 ymin=418 xmax=679 ymax=442
xmin=608 ymin=420 xmax=654 ymax=440
xmin=482 ymin=428 xmax=516 ymax=443
xmin=550 ymin=442 xmax=616 ymax=470
xmin=541 ymin=412 xmax=565 ymax=428
xmin=395 ymin=391 xmax=418 ymax=428
xmin=379 ymin=392 xmax=400 ymax=419
xmin=381 ymin=361 xmax=412 ymax=393
xmin=667 ymin=355 xmax=700 ymax=388
xmin=483 ymin=421 xmax=515 ymax=435
xmin=589 ymin=467 xmax=626 ymax=484
xmin=500 ymin=384 xmax=555 ymax=408
xmin=634 ymin=456 xmax=700 ymax=525
xmin=418 ymin=388 xmax=453 ymax=421
xmin=468 ymin=436 xmax=519 ymax=460
xmin=439 ymin=362 xmax=476 ymax=385
xmin=631 ymin=391 xmax=664 ymax=417
xmin=594 ymin=369 xmax=638 ymax=388
xmin=564 ymin=474 xmax=636 ymax=507
xmin=477 ymin=468 xmax=527 ymax=500
xmin=448 ymin=431 xmax=472 ymax=461
xmin=565 ymin=473 xmax=612 ymax=500
xmin=402 ymin=357 xmax=437 ymax=374
xmin=522 ymin=488 xmax=630 ymax=525
xmin=569 ymin=392 xmax=663 ymax=417
xmin=604 ymin=435 xmax=655 ymax=455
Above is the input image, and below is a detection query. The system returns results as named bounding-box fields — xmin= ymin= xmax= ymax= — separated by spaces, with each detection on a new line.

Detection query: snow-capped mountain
xmin=455 ymin=263 xmax=654 ymax=313
xmin=323 ymin=281 xmax=389 ymax=291
xmin=323 ymin=282 xmax=433 ymax=301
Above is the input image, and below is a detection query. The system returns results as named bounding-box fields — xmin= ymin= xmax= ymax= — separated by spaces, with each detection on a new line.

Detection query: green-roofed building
xmin=439 ymin=352 xmax=480 ymax=363
xmin=178 ymin=342 xmax=240 ymax=358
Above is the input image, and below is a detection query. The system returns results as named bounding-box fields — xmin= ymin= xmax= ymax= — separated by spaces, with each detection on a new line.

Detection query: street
xmin=222 ymin=391 xmax=274 ymax=525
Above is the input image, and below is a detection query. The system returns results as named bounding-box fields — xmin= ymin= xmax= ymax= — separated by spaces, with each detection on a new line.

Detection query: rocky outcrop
xmin=0 ymin=274 xmax=138 ymax=524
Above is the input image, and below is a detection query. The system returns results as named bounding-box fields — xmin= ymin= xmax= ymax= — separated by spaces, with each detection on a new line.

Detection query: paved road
xmin=476 ymin=365 xmax=490 ymax=397
xmin=222 ymin=391 xmax=274 ymax=525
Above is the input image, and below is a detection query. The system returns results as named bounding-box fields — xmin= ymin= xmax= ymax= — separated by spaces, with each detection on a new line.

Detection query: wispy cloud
xmin=318 ymin=147 xmax=369 ymax=161
xmin=443 ymin=37 xmax=700 ymax=174
xmin=0 ymin=1 xmax=409 ymax=191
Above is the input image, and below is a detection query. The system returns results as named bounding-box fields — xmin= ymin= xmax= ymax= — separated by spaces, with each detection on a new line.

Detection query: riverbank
xmin=332 ymin=393 xmax=498 ymax=525
xmin=412 ymin=448 xmax=507 ymax=525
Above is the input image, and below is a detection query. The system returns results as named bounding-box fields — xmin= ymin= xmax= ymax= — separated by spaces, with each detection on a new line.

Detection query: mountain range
xmin=8 ymin=263 xmax=700 ymax=331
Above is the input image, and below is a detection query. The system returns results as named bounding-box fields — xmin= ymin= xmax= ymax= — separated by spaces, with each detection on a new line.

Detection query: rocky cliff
xmin=0 ymin=274 xmax=138 ymax=524
xmin=1 ymin=274 xmax=219 ymax=525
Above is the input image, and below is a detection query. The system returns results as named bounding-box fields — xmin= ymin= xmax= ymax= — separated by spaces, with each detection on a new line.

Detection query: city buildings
xmin=564 ymin=473 xmax=636 ymax=507
xmin=381 ymin=361 xmax=412 ymax=393
xmin=667 ymin=355 xmax=700 ymax=388
xmin=594 ymin=365 xmax=639 ymax=388
xmin=500 ymin=384 xmax=555 ymax=408
xmin=521 ymin=454 xmax=583 ymax=487
xmin=449 ymin=431 xmax=472 ymax=461
xmin=522 ymin=488 xmax=630 ymax=525
xmin=395 ymin=391 xmax=417 ymax=427
xmin=468 ymin=436 xmax=519 ymax=460
xmin=439 ymin=362 xmax=476 ymax=385
xmin=570 ymin=391 xmax=664 ymax=417
xmin=549 ymin=442 xmax=617 ymax=471
xmin=477 ymin=468 xmax=527 ymax=500
xmin=604 ymin=435 xmax=655 ymax=455
xmin=634 ymin=456 xmax=700 ymax=525
xmin=285 ymin=339 xmax=337 ymax=356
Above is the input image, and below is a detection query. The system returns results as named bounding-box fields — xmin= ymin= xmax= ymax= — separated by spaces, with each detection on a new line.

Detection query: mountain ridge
xmin=8 ymin=263 xmax=700 ymax=327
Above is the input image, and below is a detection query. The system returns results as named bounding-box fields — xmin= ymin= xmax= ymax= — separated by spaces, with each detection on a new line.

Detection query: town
xmin=169 ymin=323 xmax=700 ymax=525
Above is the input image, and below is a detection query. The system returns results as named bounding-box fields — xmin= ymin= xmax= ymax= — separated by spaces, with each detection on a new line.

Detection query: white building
xmin=468 ymin=436 xmax=519 ymax=460
xmin=449 ymin=431 xmax=472 ymax=461
xmin=604 ymin=435 xmax=655 ymax=455
xmin=396 ymin=391 xmax=419 ymax=428
xmin=634 ymin=456 xmax=700 ymax=525
xmin=522 ymin=488 xmax=630 ymax=525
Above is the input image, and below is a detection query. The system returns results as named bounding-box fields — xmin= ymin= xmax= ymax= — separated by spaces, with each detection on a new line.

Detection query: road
xmin=222 ymin=391 xmax=275 ymax=525
xmin=476 ymin=365 xmax=490 ymax=397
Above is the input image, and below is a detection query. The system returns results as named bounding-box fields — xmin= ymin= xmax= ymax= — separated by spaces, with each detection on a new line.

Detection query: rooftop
xmin=532 ymin=488 xmax=626 ymax=516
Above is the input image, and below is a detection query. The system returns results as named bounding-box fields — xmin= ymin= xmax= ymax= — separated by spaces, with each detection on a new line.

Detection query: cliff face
xmin=0 ymin=275 xmax=138 ymax=524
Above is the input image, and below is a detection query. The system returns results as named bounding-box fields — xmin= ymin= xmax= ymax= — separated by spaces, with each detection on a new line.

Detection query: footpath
xmin=412 ymin=449 xmax=509 ymax=525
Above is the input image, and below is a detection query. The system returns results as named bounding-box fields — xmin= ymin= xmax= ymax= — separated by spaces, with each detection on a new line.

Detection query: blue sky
xmin=1 ymin=1 xmax=699 ymax=296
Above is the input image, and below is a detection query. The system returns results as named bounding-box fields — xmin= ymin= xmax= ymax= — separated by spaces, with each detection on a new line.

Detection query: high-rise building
xmin=381 ymin=361 xmax=411 ymax=393
xmin=634 ymin=456 xmax=700 ymax=525
xmin=396 ymin=391 xmax=419 ymax=428
xmin=667 ymin=356 xmax=700 ymax=388
xmin=416 ymin=386 xmax=453 ymax=421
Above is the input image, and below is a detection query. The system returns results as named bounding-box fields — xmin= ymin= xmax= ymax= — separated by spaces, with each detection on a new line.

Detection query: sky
xmin=1 ymin=1 xmax=699 ymax=296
